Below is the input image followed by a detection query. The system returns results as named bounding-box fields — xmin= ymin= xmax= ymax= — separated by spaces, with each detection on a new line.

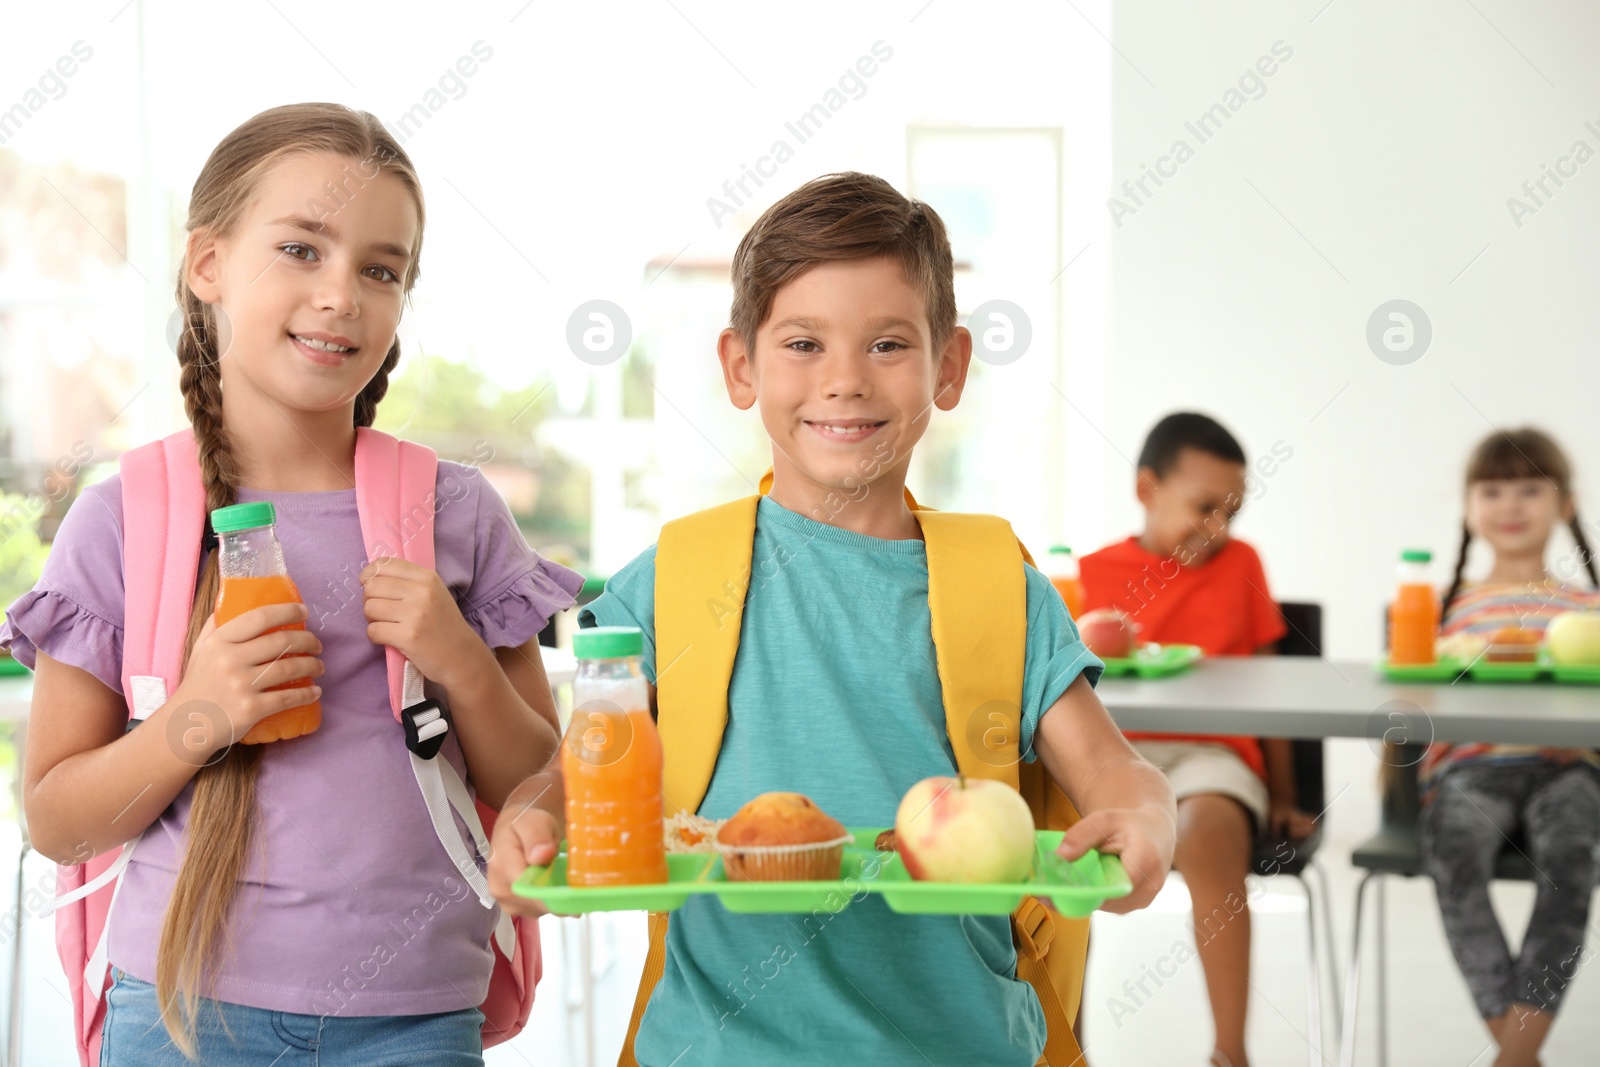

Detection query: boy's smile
xmin=806 ymin=417 xmax=886 ymax=444
xmin=718 ymin=256 xmax=971 ymax=538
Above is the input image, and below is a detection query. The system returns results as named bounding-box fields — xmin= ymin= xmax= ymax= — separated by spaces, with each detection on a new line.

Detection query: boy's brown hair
xmin=729 ymin=171 xmax=957 ymax=350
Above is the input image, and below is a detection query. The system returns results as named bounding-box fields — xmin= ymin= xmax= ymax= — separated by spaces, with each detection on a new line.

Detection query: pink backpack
xmin=49 ymin=427 xmax=540 ymax=1065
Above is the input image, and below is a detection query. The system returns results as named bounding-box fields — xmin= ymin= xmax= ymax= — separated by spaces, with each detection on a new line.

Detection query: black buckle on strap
xmin=403 ymin=699 xmax=450 ymax=759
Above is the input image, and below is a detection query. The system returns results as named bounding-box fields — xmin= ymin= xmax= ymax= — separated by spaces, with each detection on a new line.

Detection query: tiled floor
xmin=9 ymin=740 xmax=1598 ymax=1065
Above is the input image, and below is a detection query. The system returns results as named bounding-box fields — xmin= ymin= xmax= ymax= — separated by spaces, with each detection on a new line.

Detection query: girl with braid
xmin=1 ymin=104 xmax=580 ymax=1063
xmin=1419 ymin=428 xmax=1600 ymax=1067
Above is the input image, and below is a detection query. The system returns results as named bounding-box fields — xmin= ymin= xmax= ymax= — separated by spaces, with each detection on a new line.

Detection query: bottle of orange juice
xmin=1389 ymin=548 xmax=1440 ymax=665
xmin=563 ymin=626 xmax=667 ymax=887
xmin=211 ymin=502 xmax=321 ymax=743
xmin=1045 ymin=545 xmax=1085 ymax=620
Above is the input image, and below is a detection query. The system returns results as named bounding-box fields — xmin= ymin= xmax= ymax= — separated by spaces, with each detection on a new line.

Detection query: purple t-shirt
xmin=0 ymin=461 xmax=582 ymax=1017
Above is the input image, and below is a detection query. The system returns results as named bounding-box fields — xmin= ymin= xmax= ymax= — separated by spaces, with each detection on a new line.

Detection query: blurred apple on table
xmin=893 ymin=775 xmax=1036 ymax=884
xmin=1546 ymin=611 xmax=1600 ymax=665
xmin=1078 ymin=608 xmax=1138 ymax=659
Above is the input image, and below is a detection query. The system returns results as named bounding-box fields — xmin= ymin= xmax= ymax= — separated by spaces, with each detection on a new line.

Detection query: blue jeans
xmin=101 ymin=970 xmax=485 ymax=1066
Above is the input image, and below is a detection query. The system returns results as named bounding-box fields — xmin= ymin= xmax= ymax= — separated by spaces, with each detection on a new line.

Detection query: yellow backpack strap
xmin=916 ymin=511 xmax=1027 ymax=790
xmin=618 ymin=911 xmax=670 ymax=1067
xmin=919 ymin=510 xmax=1087 ymax=1067
xmin=654 ymin=495 xmax=760 ymax=817
xmin=1015 ymin=898 xmax=1090 ymax=1066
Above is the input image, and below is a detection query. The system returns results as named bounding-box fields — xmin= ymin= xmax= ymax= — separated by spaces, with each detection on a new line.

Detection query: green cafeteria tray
xmin=1550 ymin=662 xmax=1600 ymax=685
xmin=1379 ymin=653 xmax=1600 ymax=685
xmin=1377 ymin=657 xmax=1468 ymax=682
xmin=512 ymin=828 xmax=1132 ymax=918
xmin=1096 ymin=643 xmax=1204 ymax=679
xmin=1468 ymin=657 xmax=1546 ymax=683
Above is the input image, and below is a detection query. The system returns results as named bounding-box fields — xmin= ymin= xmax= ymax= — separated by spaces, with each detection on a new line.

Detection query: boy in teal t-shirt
xmin=490 ymin=172 xmax=1177 ymax=1066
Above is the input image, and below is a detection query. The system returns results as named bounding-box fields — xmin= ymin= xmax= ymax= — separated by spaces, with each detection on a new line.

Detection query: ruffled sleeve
xmin=0 ymin=477 xmax=127 ymax=695
xmin=433 ymin=460 xmax=583 ymax=649
xmin=463 ymin=559 xmax=584 ymax=649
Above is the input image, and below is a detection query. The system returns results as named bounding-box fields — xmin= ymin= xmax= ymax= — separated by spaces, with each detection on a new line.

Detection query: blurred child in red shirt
xmin=1080 ymin=412 xmax=1314 ymax=1067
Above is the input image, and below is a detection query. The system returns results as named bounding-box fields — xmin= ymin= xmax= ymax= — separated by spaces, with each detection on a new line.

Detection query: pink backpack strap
xmin=120 ymin=430 xmax=206 ymax=714
xmin=353 ymin=427 xmax=437 ymax=721
xmin=56 ymin=431 xmax=205 ymax=1066
xmin=350 ymin=428 xmax=538 ymax=1047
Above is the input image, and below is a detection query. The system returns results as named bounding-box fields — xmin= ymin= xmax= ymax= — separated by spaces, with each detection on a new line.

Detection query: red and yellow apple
xmin=893 ymin=775 xmax=1036 ymax=884
xmin=1547 ymin=611 xmax=1600 ymax=666
xmin=1078 ymin=608 xmax=1138 ymax=659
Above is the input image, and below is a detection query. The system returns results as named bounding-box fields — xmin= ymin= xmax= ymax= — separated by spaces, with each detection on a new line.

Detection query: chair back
xmin=1276 ymin=601 xmax=1326 ymax=813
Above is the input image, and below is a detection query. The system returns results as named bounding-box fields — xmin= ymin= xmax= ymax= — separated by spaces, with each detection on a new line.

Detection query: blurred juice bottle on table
xmin=211 ymin=502 xmax=322 ymax=743
xmin=1389 ymin=548 xmax=1439 ymax=665
xmin=1045 ymin=545 xmax=1085 ymax=620
xmin=563 ymin=626 xmax=667 ymax=887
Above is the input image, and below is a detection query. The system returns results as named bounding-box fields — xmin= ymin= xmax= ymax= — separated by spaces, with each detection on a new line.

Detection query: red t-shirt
xmin=1078 ymin=536 xmax=1287 ymax=778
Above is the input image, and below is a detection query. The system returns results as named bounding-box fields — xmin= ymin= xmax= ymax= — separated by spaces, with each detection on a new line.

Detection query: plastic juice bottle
xmin=563 ymin=626 xmax=667 ymax=887
xmin=1045 ymin=545 xmax=1085 ymax=619
xmin=1389 ymin=548 xmax=1440 ymax=665
xmin=211 ymin=502 xmax=321 ymax=743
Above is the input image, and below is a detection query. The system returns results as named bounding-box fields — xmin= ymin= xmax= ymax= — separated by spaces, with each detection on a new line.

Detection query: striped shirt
xmin=1419 ymin=581 xmax=1600 ymax=795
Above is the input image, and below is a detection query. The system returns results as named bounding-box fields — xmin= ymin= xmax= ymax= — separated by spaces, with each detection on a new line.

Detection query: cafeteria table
xmin=1097 ymin=655 xmax=1600 ymax=1066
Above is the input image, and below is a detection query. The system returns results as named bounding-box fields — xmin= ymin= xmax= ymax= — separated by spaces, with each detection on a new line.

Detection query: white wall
xmin=1108 ymin=0 xmax=1600 ymax=660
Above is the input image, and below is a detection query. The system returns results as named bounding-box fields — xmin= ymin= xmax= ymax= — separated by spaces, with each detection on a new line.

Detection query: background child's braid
xmin=1568 ymin=513 xmax=1599 ymax=587
xmin=1439 ymin=523 xmax=1473 ymax=626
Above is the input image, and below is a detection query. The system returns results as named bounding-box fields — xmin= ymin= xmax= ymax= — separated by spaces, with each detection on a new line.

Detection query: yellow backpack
xmin=619 ymin=483 xmax=1091 ymax=1067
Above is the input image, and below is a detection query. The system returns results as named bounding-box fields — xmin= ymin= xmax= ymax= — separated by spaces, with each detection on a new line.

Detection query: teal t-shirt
xmin=582 ymin=497 xmax=1102 ymax=1066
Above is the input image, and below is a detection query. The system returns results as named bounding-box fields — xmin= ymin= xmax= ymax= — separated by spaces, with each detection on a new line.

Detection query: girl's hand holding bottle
xmin=167 ymin=603 xmax=325 ymax=757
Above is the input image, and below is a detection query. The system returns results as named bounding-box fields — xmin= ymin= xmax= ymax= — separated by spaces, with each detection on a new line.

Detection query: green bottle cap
xmin=1400 ymin=548 xmax=1432 ymax=563
xmin=210 ymin=502 xmax=277 ymax=534
xmin=572 ymin=626 xmax=644 ymax=659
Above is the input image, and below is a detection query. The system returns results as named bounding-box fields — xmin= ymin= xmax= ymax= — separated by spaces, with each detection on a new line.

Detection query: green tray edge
xmin=1377 ymin=657 xmax=1467 ymax=682
xmin=1099 ymin=644 xmax=1204 ymax=679
xmin=512 ymin=828 xmax=1134 ymax=916
xmin=1467 ymin=660 xmax=1547 ymax=682
xmin=1550 ymin=663 xmax=1600 ymax=684
xmin=1378 ymin=654 xmax=1600 ymax=685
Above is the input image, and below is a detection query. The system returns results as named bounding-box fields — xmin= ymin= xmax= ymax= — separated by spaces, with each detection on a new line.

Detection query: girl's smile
xmin=290 ymin=330 xmax=360 ymax=367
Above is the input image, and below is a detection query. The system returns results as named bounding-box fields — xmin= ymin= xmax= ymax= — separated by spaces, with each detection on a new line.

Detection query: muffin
xmin=1486 ymin=626 xmax=1542 ymax=663
xmin=714 ymin=792 xmax=852 ymax=882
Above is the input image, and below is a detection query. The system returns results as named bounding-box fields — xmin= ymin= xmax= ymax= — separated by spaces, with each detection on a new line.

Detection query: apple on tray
xmin=893 ymin=775 xmax=1036 ymax=884
xmin=1078 ymin=608 xmax=1139 ymax=660
xmin=1547 ymin=611 xmax=1600 ymax=666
